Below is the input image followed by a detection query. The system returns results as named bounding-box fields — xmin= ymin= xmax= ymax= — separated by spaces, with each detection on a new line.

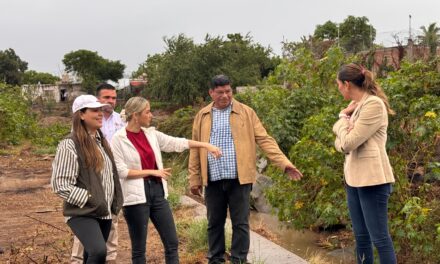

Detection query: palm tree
xmin=418 ymin=22 xmax=440 ymax=58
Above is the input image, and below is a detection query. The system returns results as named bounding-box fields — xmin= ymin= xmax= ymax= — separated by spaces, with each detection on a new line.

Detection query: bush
xmin=31 ymin=122 xmax=70 ymax=149
xmin=381 ymin=60 xmax=440 ymax=263
xmin=390 ymin=195 xmax=440 ymax=263
xmin=157 ymin=106 xmax=197 ymax=139
xmin=153 ymin=48 xmax=439 ymax=262
xmin=235 ymin=48 xmax=440 ymax=262
xmin=176 ymin=219 xmax=209 ymax=252
xmin=265 ymin=106 xmax=348 ymax=229
xmin=176 ymin=218 xmax=232 ymax=254
xmin=166 ymin=191 xmax=181 ymax=210
xmin=0 ymin=83 xmax=37 ymax=145
xmin=235 ymin=46 xmax=348 ymax=153
xmin=0 ymin=83 xmax=70 ymax=150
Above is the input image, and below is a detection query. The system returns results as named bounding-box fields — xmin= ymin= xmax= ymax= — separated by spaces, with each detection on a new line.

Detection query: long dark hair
xmin=72 ymin=110 xmax=114 ymax=174
xmin=338 ymin=63 xmax=395 ymax=115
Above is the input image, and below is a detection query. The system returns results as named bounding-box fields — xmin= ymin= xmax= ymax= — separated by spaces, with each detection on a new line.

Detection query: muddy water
xmin=249 ymin=212 xmax=354 ymax=263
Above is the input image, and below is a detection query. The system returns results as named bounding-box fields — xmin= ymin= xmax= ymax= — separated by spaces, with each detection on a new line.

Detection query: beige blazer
xmin=333 ymin=94 xmax=395 ymax=187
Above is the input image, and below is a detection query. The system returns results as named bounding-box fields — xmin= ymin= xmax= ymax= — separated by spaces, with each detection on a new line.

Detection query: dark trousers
xmin=123 ymin=179 xmax=179 ymax=264
xmin=67 ymin=216 xmax=112 ymax=264
xmin=205 ymin=179 xmax=251 ymax=264
xmin=346 ymin=183 xmax=397 ymax=264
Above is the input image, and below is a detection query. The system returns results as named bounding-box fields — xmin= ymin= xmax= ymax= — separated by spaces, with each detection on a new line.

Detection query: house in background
xmin=116 ymin=73 xmax=148 ymax=100
xmin=22 ymin=73 xmax=83 ymax=103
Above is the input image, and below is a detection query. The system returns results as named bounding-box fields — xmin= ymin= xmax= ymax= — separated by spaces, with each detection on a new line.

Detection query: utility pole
xmin=408 ymin=14 xmax=414 ymax=62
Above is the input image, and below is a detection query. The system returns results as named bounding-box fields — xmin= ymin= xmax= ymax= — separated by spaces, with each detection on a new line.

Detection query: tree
xmin=22 ymin=70 xmax=60 ymax=84
xmin=221 ymin=33 xmax=279 ymax=86
xmin=0 ymin=48 xmax=28 ymax=85
xmin=62 ymin=50 xmax=125 ymax=93
xmin=339 ymin=16 xmax=376 ymax=53
xmin=293 ymin=16 xmax=376 ymax=58
xmin=314 ymin=20 xmax=338 ymax=40
xmin=418 ymin=22 xmax=440 ymax=58
xmin=154 ymin=34 xmax=200 ymax=104
xmin=282 ymin=35 xmax=335 ymax=60
xmin=137 ymin=33 xmax=279 ymax=105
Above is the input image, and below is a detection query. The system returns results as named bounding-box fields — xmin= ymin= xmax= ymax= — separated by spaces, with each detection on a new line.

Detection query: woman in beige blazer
xmin=333 ymin=63 xmax=396 ymax=264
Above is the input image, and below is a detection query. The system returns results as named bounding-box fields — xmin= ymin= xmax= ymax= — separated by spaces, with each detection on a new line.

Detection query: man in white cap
xmin=71 ymin=83 xmax=125 ymax=264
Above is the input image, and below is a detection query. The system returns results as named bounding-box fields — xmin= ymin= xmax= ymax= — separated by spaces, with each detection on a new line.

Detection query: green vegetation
xmin=235 ymin=47 xmax=440 ymax=263
xmin=63 ymin=49 xmax=125 ymax=93
xmin=176 ymin=218 xmax=232 ymax=257
xmin=338 ymin=16 xmax=376 ymax=53
xmin=313 ymin=16 xmax=376 ymax=53
xmin=157 ymin=106 xmax=197 ymax=139
xmin=166 ymin=191 xmax=181 ymax=211
xmin=2 ymin=22 xmax=439 ymax=262
xmin=418 ymin=22 xmax=440 ymax=58
xmin=0 ymin=48 xmax=28 ymax=85
xmin=0 ymin=82 xmax=69 ymax=150
xmin=177 ymin=219 xmax=209 ymax=252
xmin=0 ymin=83 xmax=36 ymax=144
xmin=157 ymin=43 xmax=440 ymax=262
xmin=133 ymin=33 xmax=279 ymax=105
xmin=22 ymin=70 xmax=60 ymax=85
xmin=31 ymin=122 xmax=70 ymax=152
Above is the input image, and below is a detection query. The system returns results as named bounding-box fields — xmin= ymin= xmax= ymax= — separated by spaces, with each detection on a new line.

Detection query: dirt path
xmin=0 ymin=150 xmax=183 ymax=264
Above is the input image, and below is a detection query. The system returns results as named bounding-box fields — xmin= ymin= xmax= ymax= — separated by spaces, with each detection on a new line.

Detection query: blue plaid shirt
xmin=208 ymin=104 xmax=237 ymax=181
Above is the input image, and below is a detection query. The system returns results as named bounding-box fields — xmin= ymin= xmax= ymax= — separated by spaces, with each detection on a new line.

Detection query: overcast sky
xmin=1 ymin=0 xmax=439 ymax=75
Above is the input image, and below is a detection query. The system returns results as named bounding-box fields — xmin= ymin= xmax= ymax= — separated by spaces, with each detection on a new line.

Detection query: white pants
xmin=71 ymin=214 xmax=119 ymax=263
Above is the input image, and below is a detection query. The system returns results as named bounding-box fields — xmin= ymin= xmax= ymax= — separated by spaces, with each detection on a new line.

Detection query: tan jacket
xmin=333 ymin=94 xmax=395 ymax=187
xmin=188 ymin=99 xmax=294 ymax=187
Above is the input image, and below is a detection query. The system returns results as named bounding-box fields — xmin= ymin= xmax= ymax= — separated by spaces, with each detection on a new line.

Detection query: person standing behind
xmin=98 ymin=83 xmax=125 ymax=143
xmin=333 ymin=63 xmax=396 ymax=264
xmin=52 ymin=95 xmax=123 ymax=263
xmin=188 ymin=75 xmax=303 ymax=264
xmin=71 ymin=83 xmax=125 ymax=264
xmin=111 ymin=97 xmax=222 ymax=264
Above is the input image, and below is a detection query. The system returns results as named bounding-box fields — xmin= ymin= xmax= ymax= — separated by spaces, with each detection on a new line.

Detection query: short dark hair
xmin=210 ymin=74 xmax=231 ymax=89
xmin=96 ymin=83 xmax=116 ymax=96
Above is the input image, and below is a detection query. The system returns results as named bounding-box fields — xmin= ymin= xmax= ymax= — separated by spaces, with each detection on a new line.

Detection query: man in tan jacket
xmin=188 ymin=75 xmax=302 ymax=264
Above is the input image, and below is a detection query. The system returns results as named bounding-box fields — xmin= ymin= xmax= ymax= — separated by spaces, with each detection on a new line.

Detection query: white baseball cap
xmin=72 ymin=95 xmax=109 ymax=113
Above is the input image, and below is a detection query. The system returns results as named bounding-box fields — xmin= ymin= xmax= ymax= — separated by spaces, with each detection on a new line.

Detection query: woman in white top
xmin=111 ymin=96 xmax=221 ymax=264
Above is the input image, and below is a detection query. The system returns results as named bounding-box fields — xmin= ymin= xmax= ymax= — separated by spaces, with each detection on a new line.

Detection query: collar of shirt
xmin=103 ymin=111 xmax=116 ymax=121
xmin=212 ymin=102 xmax=232 ymax=113
xmin=201 ymin=99 xmax=242 ymax=116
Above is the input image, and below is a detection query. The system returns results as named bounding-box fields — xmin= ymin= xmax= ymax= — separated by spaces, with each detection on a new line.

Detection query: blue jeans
xmin=346 ymin=183 xmax=396 ymax=264
xmin=123 ymin=178 xmax=179 ymax=264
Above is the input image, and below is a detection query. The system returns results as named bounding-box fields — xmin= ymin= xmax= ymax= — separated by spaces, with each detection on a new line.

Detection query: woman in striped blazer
xmin=51 ymin=95 xmax=123 ymax=264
